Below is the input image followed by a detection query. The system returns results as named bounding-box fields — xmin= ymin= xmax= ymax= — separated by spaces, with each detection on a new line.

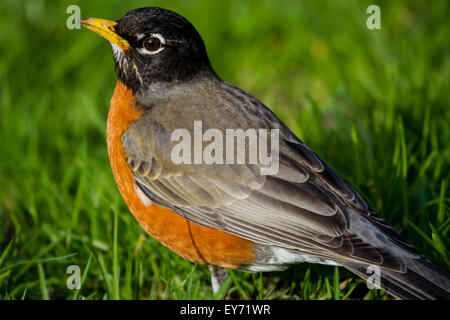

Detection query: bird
xmin=80 ymin=7 xmax=450 ymax=299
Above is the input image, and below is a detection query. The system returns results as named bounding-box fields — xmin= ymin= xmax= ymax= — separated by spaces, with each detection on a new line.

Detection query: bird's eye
xmin=141 ymin=34 xmax=165 ymax=54
xmin=144 ymin=37 xmax=161 ymax=51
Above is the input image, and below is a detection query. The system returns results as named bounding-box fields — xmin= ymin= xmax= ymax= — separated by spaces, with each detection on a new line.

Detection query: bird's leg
xmin=208 ymin=265 xmax=229 ymax=296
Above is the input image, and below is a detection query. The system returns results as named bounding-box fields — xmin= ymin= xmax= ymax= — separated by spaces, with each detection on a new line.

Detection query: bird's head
xmin=81 ymin=7 xmax=214 ymax=94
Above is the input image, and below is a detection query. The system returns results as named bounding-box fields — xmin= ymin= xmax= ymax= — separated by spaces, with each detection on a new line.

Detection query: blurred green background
xmin=0 ymin=0 xmax=449 ymax=300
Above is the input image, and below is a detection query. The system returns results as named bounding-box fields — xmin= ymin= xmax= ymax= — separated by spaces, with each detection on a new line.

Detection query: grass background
xmin=0 ymin=0 xmax=449 ymax=300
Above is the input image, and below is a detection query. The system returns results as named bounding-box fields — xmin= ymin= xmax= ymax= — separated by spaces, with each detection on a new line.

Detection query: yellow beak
xmin=81 ymin=18 xmax=130 ymax=50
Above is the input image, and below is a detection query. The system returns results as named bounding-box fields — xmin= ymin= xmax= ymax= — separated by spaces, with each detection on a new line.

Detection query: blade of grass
xmin=0 ymin=238 xmax=14 ymax=268
xmin=257 ymin=272 xmax=264 ymax=300
xmin=0 ymin=252 xmax=78 ymax=274
xmin=229 ymin=270 xmax=250 ymax=299
xmin=97 ymin=254 xmax=113 ymax=298
xmin=37 ymin=262 xmax=49 ymax=300
xmin=437 ymin=179 xmax=447 ymax=225
xmin=429 ymin=223 xmax=449 ymax=265
xmin=342 ymin=282 xmax=357 ymax=300
xmin=112 ymin=204 xmax=120 ymax=300
xmin=333 ymin=266 xmax=340 ymax=300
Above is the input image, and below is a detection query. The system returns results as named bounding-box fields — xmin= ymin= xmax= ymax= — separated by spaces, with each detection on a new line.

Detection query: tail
xmin=344 ymin=258 xmax=450 ymax=300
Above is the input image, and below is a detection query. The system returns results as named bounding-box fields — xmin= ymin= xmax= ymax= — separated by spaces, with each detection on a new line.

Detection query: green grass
xmin=0 ymin=0 xmax=449 ymax=300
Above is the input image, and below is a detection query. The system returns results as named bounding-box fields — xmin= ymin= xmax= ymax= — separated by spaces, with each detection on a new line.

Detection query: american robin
xmin=81 ymin=7 xmax=450 ymax=299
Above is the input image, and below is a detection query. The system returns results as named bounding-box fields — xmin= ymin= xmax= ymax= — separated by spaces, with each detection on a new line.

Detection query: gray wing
xmin=123 ymin=82 xmax=420 ymax=270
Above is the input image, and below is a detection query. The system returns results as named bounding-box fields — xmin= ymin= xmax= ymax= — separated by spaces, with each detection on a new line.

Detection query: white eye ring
xmin=138 ymin=33 xmax=166 ymax=55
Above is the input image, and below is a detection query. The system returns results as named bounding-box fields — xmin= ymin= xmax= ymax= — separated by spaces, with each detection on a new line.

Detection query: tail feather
xmin=344 ymin=258 xmax=450 ymax=300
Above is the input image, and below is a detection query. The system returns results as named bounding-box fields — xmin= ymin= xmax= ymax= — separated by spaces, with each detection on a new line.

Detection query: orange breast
xmin=106 ymin=81 xmax=254 ymax=268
